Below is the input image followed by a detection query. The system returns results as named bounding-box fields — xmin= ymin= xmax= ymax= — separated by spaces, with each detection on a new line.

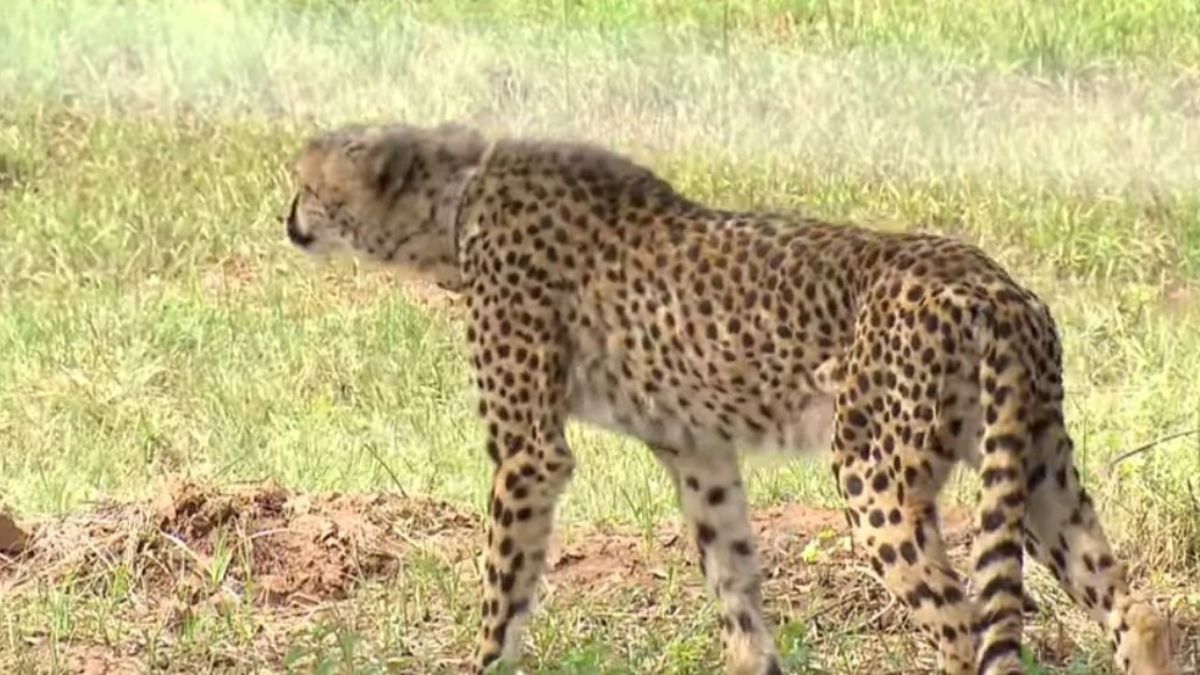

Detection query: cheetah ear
xmin=434 ymin=122 xmax=488 ymax=159
xmin=363 ymin=134 xmax=417 ymax=195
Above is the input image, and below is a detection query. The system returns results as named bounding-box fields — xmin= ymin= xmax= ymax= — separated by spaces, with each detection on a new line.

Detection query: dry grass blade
xmin=1110 ymin=429 xmax=1200 ymax=467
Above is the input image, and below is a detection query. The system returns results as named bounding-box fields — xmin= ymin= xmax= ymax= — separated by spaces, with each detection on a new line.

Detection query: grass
xmin=1 ymin=0 xmax=1199 ymax=672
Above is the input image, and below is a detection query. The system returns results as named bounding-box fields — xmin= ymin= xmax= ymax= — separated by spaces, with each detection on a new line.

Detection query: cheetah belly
xmin=564 ymin=352 xmax=836 ymax=455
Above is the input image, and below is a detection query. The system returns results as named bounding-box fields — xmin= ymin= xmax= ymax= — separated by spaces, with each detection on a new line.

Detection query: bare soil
xmin=2 ymin=481 xmax=1195 ymax=673
xmin=0 ymin=479 xmax=477 ymax=608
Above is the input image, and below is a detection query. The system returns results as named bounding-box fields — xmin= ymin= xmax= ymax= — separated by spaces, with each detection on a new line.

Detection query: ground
xmin=1 ymin=0 xmax=1200 ymax=673
xmin=6 ymin=479 xmax=1194 ymax=674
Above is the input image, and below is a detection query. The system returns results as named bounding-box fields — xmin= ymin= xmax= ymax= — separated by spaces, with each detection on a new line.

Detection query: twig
xmin=364 ymin=441 xmax=408 ymax=498
xmin=1109 ymin=428 xmax=1200 ymax=467
xmin=159 ymin=530 xmax=212 ymax=574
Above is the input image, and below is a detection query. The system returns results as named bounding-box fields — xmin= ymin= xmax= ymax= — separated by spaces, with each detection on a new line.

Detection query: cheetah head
xmin=283 ymin=121 xmax=489 ymax=288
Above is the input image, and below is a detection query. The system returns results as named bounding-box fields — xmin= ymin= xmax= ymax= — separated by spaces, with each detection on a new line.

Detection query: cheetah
xmin=281 ymin=121 xmax=1180 ymax=675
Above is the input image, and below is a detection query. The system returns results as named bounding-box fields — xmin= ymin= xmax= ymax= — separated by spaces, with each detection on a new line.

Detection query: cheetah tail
xmin=972 ymin=318 xmax=1035 ymax=675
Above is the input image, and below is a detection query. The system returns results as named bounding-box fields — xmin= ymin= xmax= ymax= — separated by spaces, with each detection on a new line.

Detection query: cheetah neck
xmin=428 ymin=140 xmax=498 ymax=292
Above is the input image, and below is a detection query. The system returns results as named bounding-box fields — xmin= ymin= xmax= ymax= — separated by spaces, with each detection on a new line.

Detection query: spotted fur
xmin=282 ymin=122 xmax=1181 ymax=675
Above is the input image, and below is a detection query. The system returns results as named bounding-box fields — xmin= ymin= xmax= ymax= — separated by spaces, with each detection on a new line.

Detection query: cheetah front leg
xmin=474 ymin=442 xmax=574 ymax=674
xmin=651 ymin=444 xmax=783 ymax=675
xmin=468 ymin=314 xmax=575 ymax=673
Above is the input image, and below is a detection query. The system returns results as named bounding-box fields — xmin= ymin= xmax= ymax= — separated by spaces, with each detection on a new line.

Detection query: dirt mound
xmin=0 ymin=479 xmax=478 ymax=608
xmin=1 ymin=481 xmax=973 ymax=629
xmin=4 ymin=479 xmax=939 ymax=634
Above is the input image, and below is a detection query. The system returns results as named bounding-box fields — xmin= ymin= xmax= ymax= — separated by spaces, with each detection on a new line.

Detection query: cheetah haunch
xmin=282 ymin=122 xmax=1180 ymax=675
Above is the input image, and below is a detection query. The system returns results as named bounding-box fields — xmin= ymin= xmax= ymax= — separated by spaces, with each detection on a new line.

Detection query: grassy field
xmin=1 ymin=1 xmax=1199 ymax=673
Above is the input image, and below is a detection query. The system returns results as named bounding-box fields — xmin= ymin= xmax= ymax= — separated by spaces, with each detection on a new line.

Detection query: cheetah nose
xmin=285 ymin=196 xmax=315 ymax=248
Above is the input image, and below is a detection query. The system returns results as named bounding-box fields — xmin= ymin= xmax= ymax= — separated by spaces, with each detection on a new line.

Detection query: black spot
xmin=878 ymin=544 xmax=897 ymax=564
xmin=491 ymin=620 xmax=509 ymax=647
xmin=847 ymin=410 xmax=869 ymax=428
xmin=1026 ymin=463 xmax=1047 ymax=492
xmin=845 ymin=475 xmax=864 ymax=497
xmin=981 ymin=508 xmax=1006 ymax=532
xmin=507 ymin=599 xmax=529 ymax=619
xmin=904 ymin=581 xmax=939 ymax=607
xmin=868 ymin=510 xmax=885 ymax=528
xmin=871 ymin=472 xmax=890 ymax=493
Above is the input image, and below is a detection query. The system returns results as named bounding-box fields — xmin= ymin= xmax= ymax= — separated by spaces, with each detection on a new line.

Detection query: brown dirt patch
xmin=545 ymin=504 xmax=1198 ymax=669
xmin=4 ymin=480 xmax=947 ymax=630
xmin=4 ymin=482 xmax=1195 ymax=672
xmin=0 ymin=479 xmax=478 ymax=608
xmin=546 ymin=503 xmax=976 ymax=637
xmin=60 ymin=645 xmax=142 ymax=675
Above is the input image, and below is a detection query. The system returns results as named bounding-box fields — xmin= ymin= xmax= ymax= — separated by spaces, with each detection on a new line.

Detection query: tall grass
xmin=3 ymin=0 xmax=1200 ymax=285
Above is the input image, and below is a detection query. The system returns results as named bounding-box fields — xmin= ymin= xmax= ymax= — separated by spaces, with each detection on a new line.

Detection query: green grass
xmin=1 ymin=0 xmax=1199 ymax=673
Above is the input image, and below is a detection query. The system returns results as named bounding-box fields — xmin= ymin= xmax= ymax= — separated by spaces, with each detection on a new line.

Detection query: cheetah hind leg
xmin=1023 ymin=426 xmax=1180 ymax=675
xmin=831 ymin=409 xmax=979 ymax=673
xmin=651 ymin=445 xmax=784 ymax=675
